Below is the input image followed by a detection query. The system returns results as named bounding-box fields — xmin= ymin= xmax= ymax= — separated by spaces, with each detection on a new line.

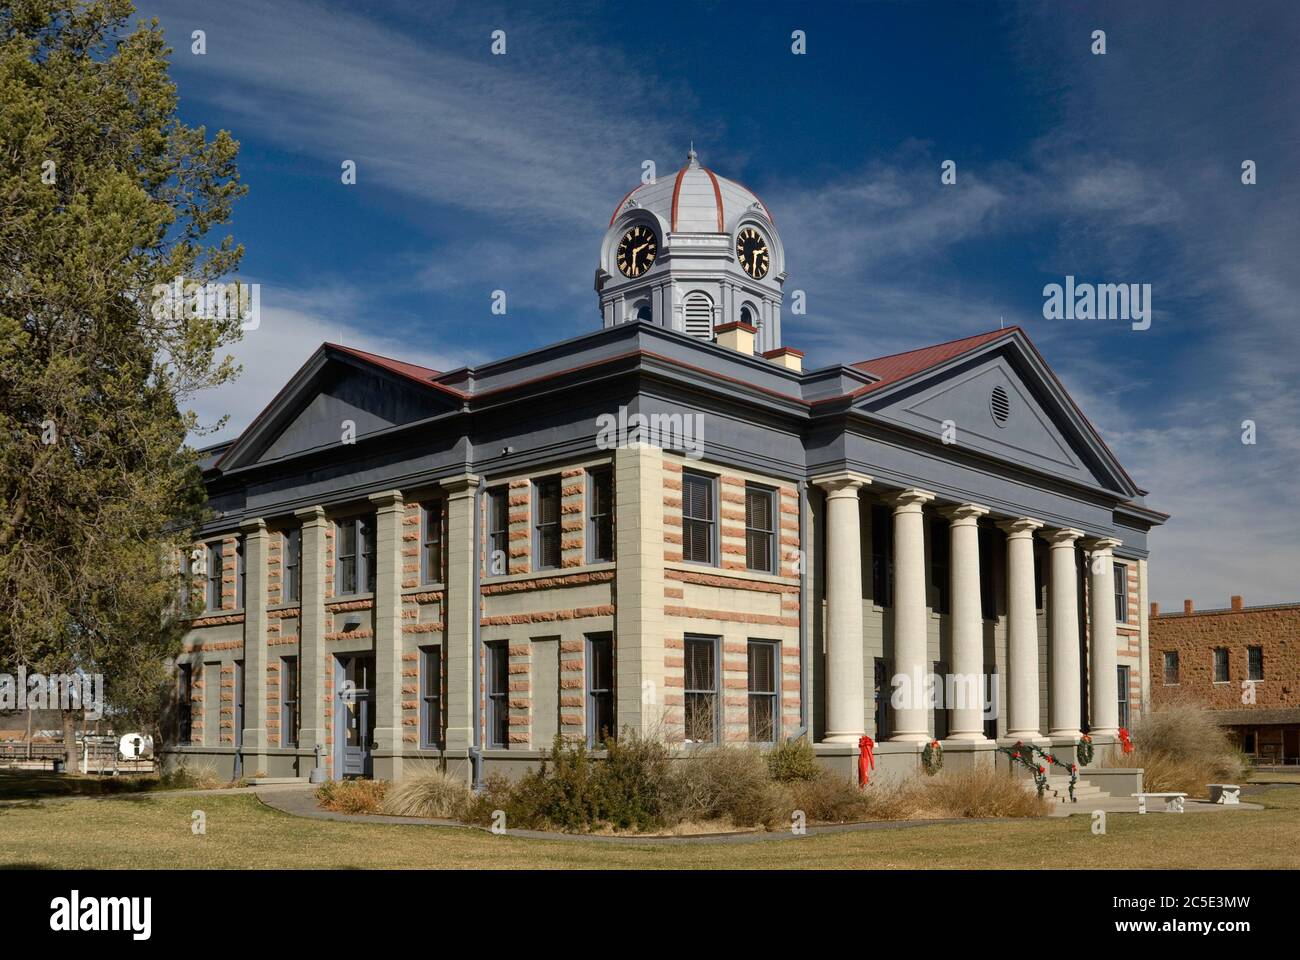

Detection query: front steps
xmin=1028 ymin=774 xmax=1110 ymax=804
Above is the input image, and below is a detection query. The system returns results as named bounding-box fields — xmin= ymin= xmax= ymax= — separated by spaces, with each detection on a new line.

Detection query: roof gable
xmin=851 ymin=328 xmax=1141 ymax=498
xmin=216 ymin=345 xmax=461 ymax=472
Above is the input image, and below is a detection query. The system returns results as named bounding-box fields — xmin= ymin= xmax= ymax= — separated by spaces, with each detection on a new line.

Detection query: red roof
xmin=850 ymin=327 xmax=1016 ymax=396
xmin=325 ymin=342 xmax=442 ymax=384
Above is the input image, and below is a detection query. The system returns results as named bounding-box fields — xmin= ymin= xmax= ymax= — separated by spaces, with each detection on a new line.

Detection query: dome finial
xmin=686 ymin=141 xmax=698 ymax=168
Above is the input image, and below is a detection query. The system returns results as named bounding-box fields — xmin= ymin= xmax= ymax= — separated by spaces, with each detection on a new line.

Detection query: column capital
xmin=884 ymin=487 xmax=936 ymax=511
xmin=1042 ymin=526 xmax=1084 ymax=546
xmin=368 ymin=488 xmax=405 ymax=509
xmin=239 ymin=517 xmax=267 ymax=536
xmin=997 ymin=516 xmax=1044 ymax=537
xmin=1083 ymin=536 xmax=1123 ymax=553
xmin=939 ymin=502 xmax=989 ymax=524
xmin=439 ymin=474 xmax=482 ymax=496
xmin=293 ymin=505 xmax=327 ymax=525
xmin=810 ymin=470 xmax=872 ymax=494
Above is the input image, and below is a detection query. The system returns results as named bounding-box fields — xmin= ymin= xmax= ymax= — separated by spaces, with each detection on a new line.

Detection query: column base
xmin=822 ymin=731 xmax=866 ymax=744
xmin=944 ymin=730 xmax=990 ymax=741
xmin=999 ymin=734 xmax=1050 ymax=747
xmin=889 ymin=731 xmax=934 ymax=744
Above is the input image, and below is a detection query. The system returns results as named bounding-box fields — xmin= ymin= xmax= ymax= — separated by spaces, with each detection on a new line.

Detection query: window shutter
xmin=684 ymin=294 xmax=713 ymax=339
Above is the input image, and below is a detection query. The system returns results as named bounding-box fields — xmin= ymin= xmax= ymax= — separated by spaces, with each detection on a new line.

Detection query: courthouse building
xmin=165 ymin=151 xmax=1165 ymax=783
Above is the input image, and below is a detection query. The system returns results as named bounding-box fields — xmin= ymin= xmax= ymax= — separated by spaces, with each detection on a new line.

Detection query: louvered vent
xmin=990 ymin=385 xmax=1011 ymax=425
xmin=684 ymin=294 xmax=714 ymax=339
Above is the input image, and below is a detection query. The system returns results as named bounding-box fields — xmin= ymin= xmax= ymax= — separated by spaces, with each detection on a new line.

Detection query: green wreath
xmin=1077 ymin=734 xmax=1094 ymax=767
xmin=921 ymin=739 xmax=943 ymax=775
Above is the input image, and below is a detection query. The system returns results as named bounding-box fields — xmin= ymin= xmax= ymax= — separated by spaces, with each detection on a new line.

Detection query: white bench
xmin=1208 ymin=784 xmax=1241 ymax=805
xmin=1133 ymin=792 xmax=1187 ymax=814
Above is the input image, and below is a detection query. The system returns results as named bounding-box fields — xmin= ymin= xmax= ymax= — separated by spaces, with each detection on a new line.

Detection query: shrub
xmin=383 ymin=770 xmax=472 ymax=820
xmin=669 ymin=747 xmax=785 ymax=828
xmin=158 ymin=763 xmax=223 ymax=791
xmin=789 ymin=769 xmax=871 ymax=822
xmin=913 ymin=767 xmax=1049 ymax=819
xmin=466 ymin=772 xmax=517 ymax=827
xmin=1111 ymin=702 xmax=1248 ymax=795
xmin=767 ymin=737 xmax=819 ymax=782
xmin=597 ymin=729 xmax=674 ymax=831
xmin=316 ymin=778 xmax=387 ymax=814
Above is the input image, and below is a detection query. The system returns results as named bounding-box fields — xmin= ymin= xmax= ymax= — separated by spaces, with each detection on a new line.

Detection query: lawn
xmin=2 ymin=784 xmax=1299 ymax=869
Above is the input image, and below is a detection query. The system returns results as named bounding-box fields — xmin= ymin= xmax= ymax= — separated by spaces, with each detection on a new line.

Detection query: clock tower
xmin=595 ymin=148 xmax=786 ymax=353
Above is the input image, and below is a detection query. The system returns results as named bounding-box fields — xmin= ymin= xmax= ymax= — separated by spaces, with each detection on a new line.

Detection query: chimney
xmin=714 ymin=321 xmax=755 ymax=356
xmin=1184 ymin=598 xmax=1194 ymax=615
xmin=762 ymin=346 xmax=804 ymax=373
xmin=1150 ymin=601 xmax=1160 ymax=617
xmin=1231 ymin=595 xmax=1243 ymax=611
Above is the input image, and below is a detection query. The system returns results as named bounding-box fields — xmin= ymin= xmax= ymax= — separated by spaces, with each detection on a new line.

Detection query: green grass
xmin=1 ymin=786 xmax=1298 ymax=869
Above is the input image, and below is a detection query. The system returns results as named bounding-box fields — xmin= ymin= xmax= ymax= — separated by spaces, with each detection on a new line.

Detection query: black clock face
xmin=616 ymin=225 xmax=657 ymax=278
xmin=736 ymin=227 xmax=770 ymax=279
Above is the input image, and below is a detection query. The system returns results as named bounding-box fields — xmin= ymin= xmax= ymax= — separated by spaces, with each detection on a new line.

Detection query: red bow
xmin=858 ymin=735 xmax=876 ymax=788
xmin=1118 ymin=727 xmax=1134 ymax=754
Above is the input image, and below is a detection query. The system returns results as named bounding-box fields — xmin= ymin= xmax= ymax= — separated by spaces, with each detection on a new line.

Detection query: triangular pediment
xmin=217 ymin=347 xmax=458 ymax=471
xmin=855 ymin=334 xmax=1138 ymax=497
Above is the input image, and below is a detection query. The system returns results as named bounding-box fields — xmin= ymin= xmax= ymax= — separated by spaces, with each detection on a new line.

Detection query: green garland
xmin=1077 ymin=734 xmax=1094 ymax=767
xmin=997 ymin=741 xmax=1080 ymax=801
xmin=920 ymin=739 xmax=943 ymax=775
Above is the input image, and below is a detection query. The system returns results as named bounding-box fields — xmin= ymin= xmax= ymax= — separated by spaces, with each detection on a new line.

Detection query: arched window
xmin=632 ymin=300 xmax=653 ymax=323
xmin=739 ymin=304 xmax=755 ymax=328
xmin=684 ymin=293 xmax=713 ymax=339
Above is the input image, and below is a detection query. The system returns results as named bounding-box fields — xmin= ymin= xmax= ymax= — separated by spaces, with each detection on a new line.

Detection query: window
xmin=1033 ymin=546 xmax=1045 ymax=611
xmin=684 ymin=636 xmax=718 ymax=744
xmin=334 ymin=515 xmax=375 ymax=596
xmin=282 ymin=529 xmax=301 ymax=603
xmin=1113 ymin=562 xmax=1128 ymax=623
xmin=1163 ymin=650 xmax=1179 ymax=685
xmin=684 ymin=292 xmax=713 ymax=339
xmin=486 ymin=641 xmax=509 ymax=748
xmin=979 ymin=527 xmax=997 ymax=620
xmin=236 ymin=538 xmax=245 ymax=609
xmin=744 ymin=484 xmax=774 ymax=573
xmin=871 ymin=505 xmax=893 ymax=607
xmin=588 ymin=469 xmax=614 ymax=563
xmin=632 ymin=300 xmax=652 ymax=323
xmin=739 ymin=304 xmax=755 ymax=328
xmin=682 ymin=472 xmax=715 ymax=564
xmin=177 ymin=663 xmax=193 ymax=744
xmin=1243 ymin=731 xmax=1257 ymax=754
xmin=930 ymin=519 xmax=950 ymax=615
xmin=1248 ymin=646 xmax=1264 ymax=681
xmin=747 ymin=640 xmax=779 ymax=743
xmin=205 ymin=542 xmax=223 ymax=611
xmin=932 ymin=659 xmax=949 ymax=740
xmin=1117 ymin=665 xmax=1130 ymax=729
xmin=1213 ymin=647 xmax=1230 ymax=683
xmin=421 ymin=502 xmax=442 ymax=584
xmin=587 ymin=635 xmax=614 ymax=747
xmin=420 ymin=646 xmax=442 ymax=749
xmin=487 ymin=487 xmax=508 ymax=576
xmin=534 ymin=477 xmax=561 ymax=570
xmin=873 ymin=658 xmax=891 ymax=738
xmin=281 ymin=656 xmax=299 ymax=747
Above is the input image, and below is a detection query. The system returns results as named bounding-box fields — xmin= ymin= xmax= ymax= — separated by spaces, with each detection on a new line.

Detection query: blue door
xmin=336 ymin=654 xmax=375 ymax=778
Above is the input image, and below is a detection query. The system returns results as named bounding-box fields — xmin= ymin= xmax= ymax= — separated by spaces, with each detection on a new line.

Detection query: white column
xmin=943 ymin=504 xmax=989 ymax=740
xmin=813 ymin=472 xmax=871 ymax=743
xmin=997 ymin=517 xmax=1044 ymax=740
xmin=888 ymin=488 xmax=935 ymax=743
xmin=1086 ymin=537 xmax=1123 ymax=738
xmin=1045 ymin=527 xmax=1084 ymax=739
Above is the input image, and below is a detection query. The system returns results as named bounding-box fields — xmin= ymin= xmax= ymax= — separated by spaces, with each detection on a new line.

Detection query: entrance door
xmin=336 ymin=654 xmax=376 ymax=778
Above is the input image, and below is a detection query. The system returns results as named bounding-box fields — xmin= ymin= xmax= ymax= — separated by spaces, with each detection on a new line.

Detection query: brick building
xmin=162 ymin=151 xmax=1166 ymax=784
xmin=1150 ymin=596 xmax=1300 ymax=764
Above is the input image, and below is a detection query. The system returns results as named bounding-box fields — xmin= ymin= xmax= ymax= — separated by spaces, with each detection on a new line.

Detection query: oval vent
xmin=990 ymin=385 xmax=1011 ymax=426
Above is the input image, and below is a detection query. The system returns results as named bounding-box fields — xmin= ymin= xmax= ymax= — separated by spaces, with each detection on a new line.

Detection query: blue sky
xmin=138 ymin=0 xmax=1300 ymax=608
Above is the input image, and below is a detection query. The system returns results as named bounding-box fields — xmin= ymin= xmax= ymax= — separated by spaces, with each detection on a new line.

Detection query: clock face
xmin=736 ymin=227 xmax=770 ymax=279
xmin=616 ymin=225 xmax=657 ymax=278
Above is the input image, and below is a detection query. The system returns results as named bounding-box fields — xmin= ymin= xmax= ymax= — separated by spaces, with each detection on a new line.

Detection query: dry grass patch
xmin=317 ymin=778 xmax=387 ymax=814
xmin=383 ymin=770 xmax=472 ymax=820
xmin=1111 ymin=702 xmax=1249 ymax=795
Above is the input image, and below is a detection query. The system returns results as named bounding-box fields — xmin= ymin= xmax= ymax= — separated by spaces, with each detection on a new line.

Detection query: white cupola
xmin=595 ymin=147 xmax=786 ymax=354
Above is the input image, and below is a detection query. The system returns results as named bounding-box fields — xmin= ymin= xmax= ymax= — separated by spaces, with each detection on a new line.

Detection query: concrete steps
xmin=1027 ymin=774 xmax=1110 ymax=804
